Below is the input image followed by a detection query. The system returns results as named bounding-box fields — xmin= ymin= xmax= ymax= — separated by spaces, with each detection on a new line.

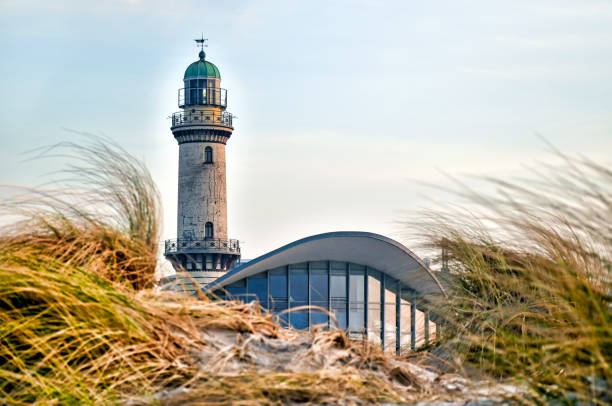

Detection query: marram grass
xmin=0 ymin=138 xmax=185 ymax=403
xmin=415 ymin=153 xmax=612 ymax=404
xmin=3 ymin=137 xmax=608 ymax=404
xmin=0 ymin=138 xmax=408 ymax=405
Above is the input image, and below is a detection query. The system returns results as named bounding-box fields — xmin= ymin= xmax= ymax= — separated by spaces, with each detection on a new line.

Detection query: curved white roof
xmin=205 ymin=232 xmax=446 ymax=296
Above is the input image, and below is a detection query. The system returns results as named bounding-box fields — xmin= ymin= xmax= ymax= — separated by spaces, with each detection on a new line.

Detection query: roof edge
xmin=205 ymin=231 xmax=447 ymax=297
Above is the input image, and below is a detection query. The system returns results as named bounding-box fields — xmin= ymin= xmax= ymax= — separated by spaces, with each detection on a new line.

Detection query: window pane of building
xmin=349 ymin=265 xmax=365 ymax=332
xmin=310 ymin=267 xmax=328 ymax=327
xmin=330 ymin=267 xmax=346 ymax=297
xmin=415 ymin=308 xmax=426 ymax=347
xmin=226 ymin=278 xmax=246 ymax=298
xmin=310 ymin=261 xmax=328 ymax=272
xmin=310 ymin=269 xmax=328 ymax=302
xmin=269 ymin=267 xmax=288 ymax=325
xmin=330 ymin=263 xmax=347 ymax=329
xmin=384 ymin=275 xmax=397 ymax=352
xmin=289 ymin=264 xmax=308 ymax=302
xmin=289 ymin=266 xmax=308 ymax=330
xmin=311 ymin=310 xmax=328 ymax=327
xmin=247 ymin=272 xmax=267 ymax=307
xmin=290 ymin=311 xmax=308 ymax=330
xmin=367 ymin=269 xmax=382 ymax=345
xmin=400 ymin=286 xmax=412 ymax=353
xmin=349 ymin=265 xmax=365 ymax=301
xmin=331 ymin=261 xmax=346 ymax=272
xmin=212 ymin=289 xmax=226 ymax=300
xmin=429 ymin=319 xmax=437 ymax=342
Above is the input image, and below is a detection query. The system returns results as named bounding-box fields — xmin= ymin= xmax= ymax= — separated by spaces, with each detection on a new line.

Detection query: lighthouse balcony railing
xmin=178 ymin=87 xmax=227 ymax=108
xmin=171 ymin=110 xmax=233 ymax=128
xmin=164 ymin=238 xmax=240 ymax=255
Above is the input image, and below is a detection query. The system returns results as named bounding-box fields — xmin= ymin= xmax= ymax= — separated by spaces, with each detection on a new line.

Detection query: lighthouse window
xmin=204 ymin=146 xmax=213 ymax=163
xmin=205 ymin=222 xmax=213 ymax=238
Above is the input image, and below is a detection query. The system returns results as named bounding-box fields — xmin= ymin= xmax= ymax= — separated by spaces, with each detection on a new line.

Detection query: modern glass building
xmin=203 ymin=231 xmax=447 ymax=354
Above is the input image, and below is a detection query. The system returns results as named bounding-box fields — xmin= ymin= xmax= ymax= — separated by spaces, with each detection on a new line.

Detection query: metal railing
xmin=164 ymin=238 xmax=240 ymax=254
xmin=171 ymin=110 xmax=233 ymax=128
xmin=178 ymin=87 xmax=227 ymax=108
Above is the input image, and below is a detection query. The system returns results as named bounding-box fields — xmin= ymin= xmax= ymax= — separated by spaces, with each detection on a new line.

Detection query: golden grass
xmin=0 ymin=137 xmax=160 ymax=290
xmin=144 ymin=370 xmax=403 ymax=406
xmin=413 ymin=153 xmax=612 ymax=404
xmin=0 ymin=138 xmax=419 ymax=405
xmin=7 ymin=136 xmax=595 ymax=404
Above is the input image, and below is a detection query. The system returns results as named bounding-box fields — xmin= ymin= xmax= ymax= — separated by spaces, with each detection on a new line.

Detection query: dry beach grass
xmin=0 ymin=139 xmax=467 ymax=405
xmin=0 ymin=138 xmax=608 ymax=404
xmin=413 ymin=151 xmax=612 ymax=404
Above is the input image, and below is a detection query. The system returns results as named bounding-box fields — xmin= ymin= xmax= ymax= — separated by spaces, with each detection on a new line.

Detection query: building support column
xmin=307 ymin=262 xmax=311 ymax=329
xmin=286 ymin=265 xmax=291 ymax=327
xmin=328 ymin=261 xmax=332 ymax=330
xmin=396 ymin=282 xmax=401 ymax=356
xmin=425 ymin=311 xmax=430 ymax=346
xmin=346 ymin=263 xmax=350 ymax=331
xmin=381 ymin=275 xmax=386 ymax=350
xmin=411 ymin=292 xmax=416 ymax=351
xmin=364 ymin=267 xmax=369 ymax=340
xmin=266 ymin=270 xmax=270 ymax=311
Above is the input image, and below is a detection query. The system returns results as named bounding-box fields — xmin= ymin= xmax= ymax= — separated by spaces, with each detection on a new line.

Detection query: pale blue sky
xmin=1 ymin=0 xmax=611 ymax=261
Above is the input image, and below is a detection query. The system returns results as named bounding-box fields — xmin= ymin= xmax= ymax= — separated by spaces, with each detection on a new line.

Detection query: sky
xmin=1 ymin=0 xmax=611 ymax=266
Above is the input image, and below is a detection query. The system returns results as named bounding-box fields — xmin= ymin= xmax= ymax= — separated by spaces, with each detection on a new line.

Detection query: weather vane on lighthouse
xmin=195 ymin=34 xmax=208 ymax=52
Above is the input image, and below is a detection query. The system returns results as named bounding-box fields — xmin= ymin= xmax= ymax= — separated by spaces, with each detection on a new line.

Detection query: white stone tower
xmin=164 ymin=39 xmax=240 ymax=287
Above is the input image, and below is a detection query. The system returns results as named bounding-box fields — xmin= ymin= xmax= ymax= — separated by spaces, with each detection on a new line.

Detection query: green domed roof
xmin=184 ymin=51 xmax=221 ymax=79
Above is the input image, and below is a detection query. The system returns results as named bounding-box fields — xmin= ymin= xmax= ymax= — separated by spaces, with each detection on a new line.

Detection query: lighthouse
xmin=164 ymin=38 xmax=240 ymax=287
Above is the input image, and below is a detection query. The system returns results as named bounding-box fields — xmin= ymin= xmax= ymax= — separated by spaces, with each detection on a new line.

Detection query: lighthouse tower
xmin=164 ymin=38 xmax=240 ymax=287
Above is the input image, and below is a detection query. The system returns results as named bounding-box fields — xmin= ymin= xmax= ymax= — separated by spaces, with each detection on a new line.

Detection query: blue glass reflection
xmin=226 ymin=279 xmax=246 ymax=298
xmin=310 ymin=271 xmax=328 ymax=302
xmin=291 ymin=311 xmax=308 ymax=330
xmin=269 ymin=267 xmax=288 ymax=324
xmin=247 ymin=273 xmax=267 ymax=306
xmin=311 ymin=310 xmax=329 ymax=327
xmin=289 ymin=268 xmax=308 ymax=329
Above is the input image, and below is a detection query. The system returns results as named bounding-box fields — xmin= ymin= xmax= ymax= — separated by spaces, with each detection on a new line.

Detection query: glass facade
xmin=330 ymin=262 xmax=347 ymax=329
xmin=349 ymin=265 xmax=365 ymax=334
xmin=310 ymin=261 xmax=329 ymax=327
xmin=400 ymin=289 xmax=412 ymax=351
xmin=367 ymin=270 xmax=382 ymax=345
xmin=289 ymin=263 xmax=308 ymax=330
xmin=216 ymin=261 xmax=436 ymax=353
xmin=247 ymin=272 xmax=267 ymax=307
xmin=225 ymin=278 xmax=246 ymax=297
xmin=384 ymin=275 xmax=397 ymax=352
xmin=269 ymin=267 xmax=288 ymax=325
